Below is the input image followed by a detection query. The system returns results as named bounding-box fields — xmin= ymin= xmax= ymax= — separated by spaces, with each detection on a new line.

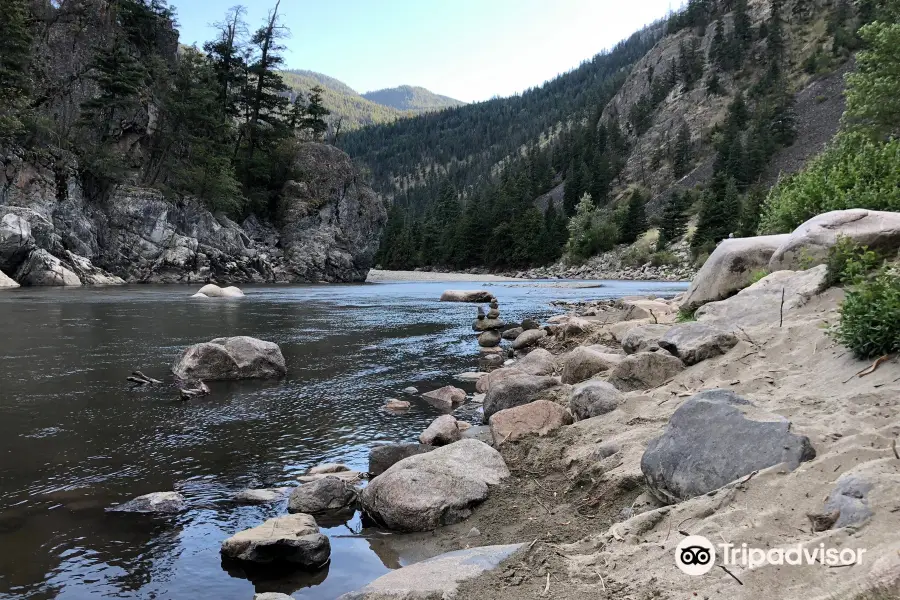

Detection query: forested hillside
xmin=355 ymin=0 xmax=894 ymax=273
xmin=362 ymin=86 xmax=465 ymax=112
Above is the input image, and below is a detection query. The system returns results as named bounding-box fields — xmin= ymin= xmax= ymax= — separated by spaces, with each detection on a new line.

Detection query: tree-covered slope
xmin=362 ymin=85 xmax=465 ymax=112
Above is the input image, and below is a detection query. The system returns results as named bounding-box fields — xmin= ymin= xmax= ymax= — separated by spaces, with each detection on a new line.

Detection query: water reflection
xmin=0 ymin=279 xmax=687 ymax=599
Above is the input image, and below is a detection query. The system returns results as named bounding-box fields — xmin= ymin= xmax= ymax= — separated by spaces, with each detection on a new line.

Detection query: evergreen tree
xmin=673 ymin=122 xmax=693 ymax=178
xmin=619 ymin=188 xmax=648 ymax=244
xmin=709 ymin=18 xmax=728 ymax=70
xmin=738 ymin=187 xmax=765 ymax=236
xmin=733 ymin=0 xmax=753 ymax=52
xmin=693 ymin=176 xmax=739 ymax=250
xmin=302 ymin=85 xmax=330 ymax=140
xmin=657 ymin=190 xmax=691 ymax=249
xmin=843 ymin=20 xmax=900 ymax=140
xmin=0 ymin=0 xmax=33 ymax=141
xmin=203 ymin=6 xmax=248 ymax=117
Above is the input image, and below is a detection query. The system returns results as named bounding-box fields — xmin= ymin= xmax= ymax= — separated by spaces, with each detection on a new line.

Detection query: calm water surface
xmin=0 ymin=279 xmax=687 ymax=600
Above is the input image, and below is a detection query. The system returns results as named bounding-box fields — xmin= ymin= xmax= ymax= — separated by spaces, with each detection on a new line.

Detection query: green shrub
xmin=749 ymin=269 xmax=769 ymax=284
xmin=650 ymin=251 xmax=679 ymax=267
xmin=621 ymin=245 xmax=651 ymax=268
xmin=758 ymin=133 xmax=900 ymax=234
xmin=676 ymin=307 xmax=697 ymax=322
xmin=831 ymin=266 xmax=900 ymax=359
xmin=824 ymin=236 xmax=884 ymax=288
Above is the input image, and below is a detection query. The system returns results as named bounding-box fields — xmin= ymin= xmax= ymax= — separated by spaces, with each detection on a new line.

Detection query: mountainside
xmin=362 ymin=85 xmax=465 ymax=112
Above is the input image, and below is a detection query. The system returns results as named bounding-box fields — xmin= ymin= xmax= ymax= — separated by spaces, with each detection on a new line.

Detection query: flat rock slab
xmin=454 ymin=372 xmax=486 ymax=382
xmin=107 ymin=491 xmax=186 ymax=514
xmin=658 ymin=322 xmax=738 ymax=365
xmin=220 ymin=513 xmax=330 ymax=567
xmin=339 ymin=544 xmax=523 ymax=600
xmin=172 ymin=336 xmax=286 ymax=381
xmin=489 ymin=400 xmax=572 ymax=445
xmin=482 ymin=373 xmax=558 ymax=422
xmin=421 ymin=386 xmax=466 ymax=410
xmin=440 ymin=290 xmax=495 ymax=302
xmin=560 ymin=347 xmax=623 ymax=384
xmin=607 ymin=351 xmax=684 ymax=392
xmin=641 ymin=389 xmax=816 ymax=503
xmin=369 ymin=443 xmax=435 ymax=477
xmin=361 ymin=439 xmax=509 ymax=532
xmin=621 ymin=323 xmax=672 ymax=354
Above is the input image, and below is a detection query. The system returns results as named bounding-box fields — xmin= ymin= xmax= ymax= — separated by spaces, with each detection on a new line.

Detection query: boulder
xmin=107 ymin=491 xmax=186 ymax=514
xmin=620 ymin=298 xmax=677 ymax=321
xmin=472 ymin=317 xmax=505 ymax=332
xmin=680 ymin=235 xmax=789 ymax=312
xmin=361 ymin=439 xmax=509 ymax=532
xmin=478 ymin=330 xmax=501 ymax=347
xmin=641 ymin=389 xmax=816 ymax=503
xmin=172 ymin=336 xmax=286 ymax=381
xmin=489 ymin=400 xmax=572 ymax=445
xmin=383 ymin=399 xmax=411 ymax=411
xmin=569 ymin=381 xmax=624 ymax=421
xmin=441 ymin=290 xmax=495 ymax=303
xmin=608 ymin=318 xmax=653 ymax=343
xmin=608 ymin=352 xmax=684 ymax=392
xmin=288 ymin=477 xmax=357 ymax=514
xmin=512 ymin=328 xmax=546 ymax=350
xmin=196 ymin=283 xmax=245 ymax=298
xmin=338 ymin=544 xmax=523 ymax=600
xmin=769 ymin=209 xmax=900 ymax=272
xmin=421 ymin=385 xmax=466 ymax=410
xmin=823 ymin=474 xmax=874 ymax=529
xmin=220 ymin=513 xmax=330 ymax=567
xmin=560 ymin=347 xmax=622 ymax=384
xmin=482 ymin=374 xmax=558 ymax=422
xmin=501 ymin=327 xmax=523 ymax=340
xmin=621 ymin=323 xmax=672 ymax=354
xmin=419 ymin=415 xmax=462 ymax=446
xmin=14 ymin=249 xmax=81 ymax=286
xmin=62 ymin=251 xmax=125 ymax=285
xmin=695 ymin=265 xmax=827 ymax=329
xmin=521 ymin=318 xmax=540 ymax=330
xmin=0 ymin=212 xmax=34 ymax=272
xmin=475 ymin=367 xmax=523 ymax=393
xmin=478 ymin=353 xmax=505 ymax=371
xmin=514 ymin=348 xmax=556 ymax=376
xmin=560 ymin=317 xmax=599 ymax=338
xmin=658 ymin=322 xmax=738 ymax=365
xmin=297 ymin=470 xmax=363 ymax=484
xmin=369 ymin=443 xmax=435 ymax=477
xmin=233 ymin=488 xmax=289 ymax=505
xmin=0 ymin=270 xmax=19 ymax=289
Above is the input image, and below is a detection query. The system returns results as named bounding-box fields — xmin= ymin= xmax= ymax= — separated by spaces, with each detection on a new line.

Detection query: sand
xmin=365 ymin=269 xmax=521 ymax=282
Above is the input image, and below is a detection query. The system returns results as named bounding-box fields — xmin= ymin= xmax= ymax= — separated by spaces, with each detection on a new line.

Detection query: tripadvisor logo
xmin=675 ymin=535 xmax=867 ymax=575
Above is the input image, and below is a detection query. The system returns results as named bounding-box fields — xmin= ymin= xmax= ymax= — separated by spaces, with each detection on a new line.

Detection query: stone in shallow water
xmin=421 ymin=386 xmax=466 ymax=410
xmin=233 ymin=488 xmax=289 ymax=505
xmin=288 ymin=477 xmax=357 ymax=514
xmin=369 ymin=443 xmax=435 ymax=477
xmin=419 ymin=415 xmax=462 ymax=446
xmin=107 ymin=491 xmax=186 ymax=514
xmin=171 ymin=336 xmax=286 ymax=381
xmin=220 ymin=513 xmax=330 ymax=567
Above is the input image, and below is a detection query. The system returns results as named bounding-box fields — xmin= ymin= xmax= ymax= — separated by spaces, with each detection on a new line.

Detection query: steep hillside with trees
xmin=362 ymin=85 xmax=465 ymax=112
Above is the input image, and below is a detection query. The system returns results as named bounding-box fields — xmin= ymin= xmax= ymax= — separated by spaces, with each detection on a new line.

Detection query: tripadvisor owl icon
xmin=675 ymin=535 xmax=716 ymax=575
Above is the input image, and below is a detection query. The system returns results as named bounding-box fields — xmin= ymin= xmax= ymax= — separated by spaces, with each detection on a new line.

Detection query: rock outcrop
xmin=361 ymin=439 xmax=509 ymax=532
xmin=220 ymin=513 xmax=330 ymax=567
xmin=641 ymin=389 xmax=816 ymax=503
xmin=0 ymin=143 xmax=385 ymax=285
xmin=172 ymin=336 xmax=286 ymax=381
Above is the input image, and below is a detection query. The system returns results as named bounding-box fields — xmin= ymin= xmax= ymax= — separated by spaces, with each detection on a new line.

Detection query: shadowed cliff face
xmin=0 ymin=143 xmax=387 ymax=285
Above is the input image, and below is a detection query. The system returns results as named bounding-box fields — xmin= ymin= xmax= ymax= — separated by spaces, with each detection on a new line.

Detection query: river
xmin=0 ymin=279 xmax=687 ymax=599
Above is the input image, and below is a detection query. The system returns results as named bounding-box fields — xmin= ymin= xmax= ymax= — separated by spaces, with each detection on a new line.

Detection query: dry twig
xmin=719 ymin=565 xmax=744 ymax=585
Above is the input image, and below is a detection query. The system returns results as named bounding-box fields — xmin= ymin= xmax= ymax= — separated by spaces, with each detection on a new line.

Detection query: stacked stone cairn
xmin=473 ymin=300 xmax=505 ymax=368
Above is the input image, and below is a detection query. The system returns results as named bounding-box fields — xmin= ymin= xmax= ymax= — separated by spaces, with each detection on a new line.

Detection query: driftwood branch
xmin=779 ymin=287 xmax=785 ymax=327
xmin=179 ymin=381 xmax=210 ymax=400
xmin=127 ymin=371 xmax=162 ymax=385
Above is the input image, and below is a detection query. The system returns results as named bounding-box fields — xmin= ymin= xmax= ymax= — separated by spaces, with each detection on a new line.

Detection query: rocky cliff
xmin=0 ymin=143 xmax=387 ymax=286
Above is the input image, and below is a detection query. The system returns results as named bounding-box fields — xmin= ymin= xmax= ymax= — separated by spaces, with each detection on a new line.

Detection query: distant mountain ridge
xmin=362 ymin=85 xmax=466 ymax=112
xmin=278 ymin=70 xmax=464 ymax=131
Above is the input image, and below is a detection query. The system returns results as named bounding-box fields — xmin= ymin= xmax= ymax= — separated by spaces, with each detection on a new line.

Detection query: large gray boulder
xmin=0 ymin=212 xmax=34 ymax=272
xmin=608 ymin=352 xmax=684 ymax=392
xmin=288 ymin=477 xmax=357 ymax=514
xmin=621 ymin=323 xmax=672 ymax=354
xmin=569 ymin=380 xmax=624 ymax=421
xmin=769 ymin=209 xmax=900 ymax=272
xmin=658 ymin=322 xmax=738 ymax=365
xmin=641 ymin=389 xmax=816 ymax=503
xmin=107 ymin=491 xmax=186 ymax=513
xmin=369 ymin=443 xmax=435 ymax=477
xmin=681 ymin=235 xmax=789 ymax=312
xmin=338 ymin=544 xmax=523 ymax=600
xmin=440 ymin=290 xmax=495 ymax=302
xmin=512 ymin=328 xmax=546 ymax=350
xmin=482 ymin=374 xmax=558 ymax=422
xmin=560 ymin=347 xmax=623 ymax=384
xmin=514 ymin=348 xmax=556 ymax=376
xmin=14 ymin=249 xmax=81 ymax=286
xmin=0 ymin=270 xmax=19 ymax=289
xmin=172 ymin=336 xmax=286 ymax=381
xmin=361 ymin=439 xmax=509 ymax=532
xmin=419 ymin=415 xmax=462 ymax=446
xmin=220 ymin=513 xmax=330 ymax=567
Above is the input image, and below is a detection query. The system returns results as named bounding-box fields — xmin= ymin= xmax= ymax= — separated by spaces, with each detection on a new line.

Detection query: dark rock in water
xmin=482 ymin=374 xmax=558 ymax=422
xmin=107 ymin=491 xmax=186 ymax=514
xmin=172 ymin=336 xmax=286 ymax=381
xmin=641 ymin=389 xmax=816 ymax=503
xmin=658 ymin=322 xmax=738 ymax=365
xmin=288 ymin=478 xmax=357 ymax=514
xmin=369 ymin=443 xmax=435 ymax=477
xmin=220 ymin=513 xmax=330 ymax=567
xmin=338 ymin=544 xmax=523 ymax=599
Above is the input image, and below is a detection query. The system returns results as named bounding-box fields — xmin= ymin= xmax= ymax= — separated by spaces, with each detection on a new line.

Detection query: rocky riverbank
xmin=0 ymin=143 xmax=386 ymax=286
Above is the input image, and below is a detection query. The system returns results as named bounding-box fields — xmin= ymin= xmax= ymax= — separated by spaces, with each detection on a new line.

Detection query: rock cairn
xmin=474 ymin=300 xmax=504 ymax=348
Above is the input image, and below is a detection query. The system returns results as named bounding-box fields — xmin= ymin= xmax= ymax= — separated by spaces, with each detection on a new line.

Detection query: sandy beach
xmin=365 ymin=269 xmax=522 ymax=282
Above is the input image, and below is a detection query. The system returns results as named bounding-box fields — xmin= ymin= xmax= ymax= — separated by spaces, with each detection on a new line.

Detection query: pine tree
xmin=619 ymin=188 xmax=648 ymax=244
xmin=0 ymin=0 xmax=33 ymax=141
xmin=657 ymin=190 xmax=691 ymax=249
xmin=709 ymin=18 xmax=728 ymax=70
xmin=673 ymin=122 xmax=693 ymax=178
xmin=203 ymin=6 xmax=248 ymax=117
xmin=733 ymin=0 xmax=752 ymax=52
xmin=302 ymin=85 xmax=330 ymax=140
xmin=694 ymin=176 xmax=740 ymax=250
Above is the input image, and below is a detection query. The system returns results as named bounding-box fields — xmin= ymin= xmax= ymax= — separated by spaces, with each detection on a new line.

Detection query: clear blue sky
xmin=173 ymin=0 xmax=682 ymax=103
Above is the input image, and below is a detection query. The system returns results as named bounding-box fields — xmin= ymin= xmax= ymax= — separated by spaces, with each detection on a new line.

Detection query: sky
xmin=174 ymin=0 xmax=682 ymax=103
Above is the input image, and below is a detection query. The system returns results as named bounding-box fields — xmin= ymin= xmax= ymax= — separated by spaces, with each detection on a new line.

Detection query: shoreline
xmin=365 ymin=269 xmax=691 ymax=284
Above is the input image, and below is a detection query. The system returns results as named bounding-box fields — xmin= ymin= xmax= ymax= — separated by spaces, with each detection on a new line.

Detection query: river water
xmin=0 ymin=279 xmax=687 ymax=600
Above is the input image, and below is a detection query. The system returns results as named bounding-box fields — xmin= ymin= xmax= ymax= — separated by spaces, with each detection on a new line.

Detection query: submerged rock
xmin=369 ymin=443 xmax=435 ymax=477
xmin=383 ymin=398 xmax=411 ymax=411
xmin=641 ymin=389 xmax=816 ymax=503
xmin=233 ymin=488 xmax=290 ymax=505
xmin=338 ymin=544 xmax=523 ymax=600
xmin=288 ymin=477 xmax=357 ymax=514
xmin=220 ymin=513 xmax=330 ymax=567
xmin=489 ymin=400 xmax=572 ymax=445
xmin=308 ymin=463 xmax=350 ymax=475
xmin=107 ymin=491 xmax=186 ymax=514
xmin=172 ymin=336 xmax=286 ymax=381
xmin=361 ymin=439 xmax=509 ymax=532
